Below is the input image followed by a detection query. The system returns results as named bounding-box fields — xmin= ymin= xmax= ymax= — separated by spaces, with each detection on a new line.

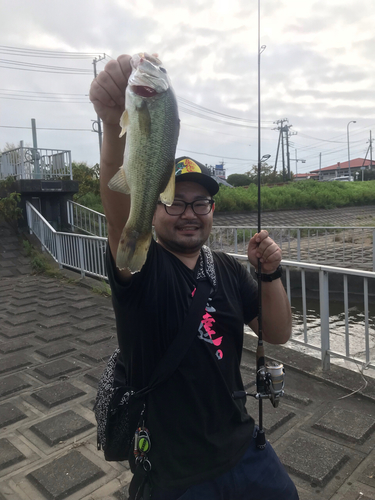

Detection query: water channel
xmin=245 ymin=293 xmax=375 ymax=378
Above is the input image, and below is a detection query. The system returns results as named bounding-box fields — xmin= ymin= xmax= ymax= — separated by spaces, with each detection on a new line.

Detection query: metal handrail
xmin=66 ymin=201 xmax=375 ymax=271
xmin=231 ymin=253 xmax=375 ymax=372
xmin=27 ymin=201 xmax=375 ymax=373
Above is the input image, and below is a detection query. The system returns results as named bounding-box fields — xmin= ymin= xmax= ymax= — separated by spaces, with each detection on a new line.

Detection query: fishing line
xmin=255 ymin=0 xmax=267 ymax=450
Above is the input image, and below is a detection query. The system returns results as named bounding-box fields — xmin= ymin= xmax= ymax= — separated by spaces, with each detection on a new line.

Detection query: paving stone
xmin=32 ymin=382 xmax=86 ymax=408
xmin=0 ymin=403 xmax=27 ymax=428
xmin=71 ymin=309 xmax=101 ymax=320
xmin=80 ymin=343 xmax=116 ymax=363
xmin=35 ymin=328 xmax=73 ymax=343
xmin=9 ymin=298 xmax=38 ymax=307
xmin=38 ymin=300 xmax=66 ymax=309
xmin=357 ymin=462 xmax=375 ymax=488
xmin=84 ymin=366 xmax=105 ymax=387
xmin=114 ymin=486 xmax=129 ymax=500
xmin=0 ymin=269 xmax=14 ymax=277
xmin=27 ymin=450 xmax=105 ymax=500
xmin=35 ymin=343 xmax=76 ymax=359
xmin=37 ymin=317 xmax=71 ymax=329
xmin=0 ymin=438 xmax=25 ymax=471
xmin=34 ymin=359 xmax=81 ymax=379
xmin=0 ymin=252 xmax=16 ymax=260
xmin=313 ymin=408 xmax=375 ymax=443
xmin=2 ymin=244 xmax=18 ymax=250
xmin=39 ymin=307 xmax=70 ymax=318
xmin=279 ymin=435 xmax=350 ymax=487
xmin=70 ymin=300 xmax=98 ymax=310
xmin=6 ymin=304 xmax=37 ymax=315
xmin=0 ymin=375 xmax=31 ymax=398
xmin=284 ymin=391 xmax=313 ymax=406
xmin=74 ymin=318 xmax=108 ymax=332
xmin=17 ymin=265 xmax=32 ymax=274
xmin=30 ymin=410 xmax=94 ymax=446
xmin=0 ymin=325 xmax=35 ymax=338
xmin=0 ymin=354 xmax=32 ymax=374
xmin=0 ymin=260 xmax=18 ymax=268
xmin=77 ymin=330 xmax=115 ymax=345
xmin=5 ymin=314 xmax=35 ymax=327
xmin=0 ymin=338 xmax=33 ymax=353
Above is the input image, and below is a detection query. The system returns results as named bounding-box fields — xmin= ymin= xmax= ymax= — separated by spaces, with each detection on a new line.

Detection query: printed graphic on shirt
xmin=193 ymin=288 xmax=223 ymax=360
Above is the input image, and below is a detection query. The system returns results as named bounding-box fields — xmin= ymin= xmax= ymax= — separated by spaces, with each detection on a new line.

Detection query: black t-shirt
xmin=106 ymin=240 xmax=258 ymax=489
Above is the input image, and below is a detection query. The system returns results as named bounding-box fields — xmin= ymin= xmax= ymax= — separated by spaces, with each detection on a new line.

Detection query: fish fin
xmin=137 ymin=100 xmax=151 ymax=137
xmin=108 ymin=167 xmax=131 ymax=194
xmin=160 ymin=165 xmax=175 ymax=206
xmin=119 ymin=110 xmax=129 ymax=138
xmin=116 ymin=228 xmax=152 ymax=273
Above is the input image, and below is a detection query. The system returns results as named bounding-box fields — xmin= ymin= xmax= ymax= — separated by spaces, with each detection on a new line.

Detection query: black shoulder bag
xmin=94 ymin=280 xmax=211 ymax=463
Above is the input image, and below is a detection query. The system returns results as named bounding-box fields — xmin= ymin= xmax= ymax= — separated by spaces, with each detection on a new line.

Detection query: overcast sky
xmin=1 ymin=0 xmax=374 ymax=177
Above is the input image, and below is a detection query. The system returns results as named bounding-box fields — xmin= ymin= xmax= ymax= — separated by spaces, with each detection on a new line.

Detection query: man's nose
xmin=181 ymin=203 xmax=197 ymax=217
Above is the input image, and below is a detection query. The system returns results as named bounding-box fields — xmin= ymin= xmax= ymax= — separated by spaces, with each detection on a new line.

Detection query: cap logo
xmin=175 ymin=159 xmax=202 ymax=176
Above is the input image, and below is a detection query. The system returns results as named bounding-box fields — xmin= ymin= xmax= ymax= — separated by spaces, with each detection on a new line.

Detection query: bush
xmin=213 ymin=180 xmax=375 ymax=212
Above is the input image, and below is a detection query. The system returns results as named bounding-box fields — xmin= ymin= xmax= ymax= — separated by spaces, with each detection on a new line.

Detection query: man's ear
xmin=212 ymin=202 xmax=215 ymax=213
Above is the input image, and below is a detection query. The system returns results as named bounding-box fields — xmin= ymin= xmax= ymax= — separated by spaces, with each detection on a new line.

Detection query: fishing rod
xmin=232 ymin=0 xmax=285 ymax=446
xmin=253 ymin=0 xmax=285 ymax=450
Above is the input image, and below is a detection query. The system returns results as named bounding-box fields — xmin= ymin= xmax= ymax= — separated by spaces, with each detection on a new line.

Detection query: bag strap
xmin=138 ymin=279 xmax=211 ymax=396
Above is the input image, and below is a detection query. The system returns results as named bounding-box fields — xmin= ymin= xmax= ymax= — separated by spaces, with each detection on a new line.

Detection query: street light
xmin=347 ymin=120 xmax=356 ymax=180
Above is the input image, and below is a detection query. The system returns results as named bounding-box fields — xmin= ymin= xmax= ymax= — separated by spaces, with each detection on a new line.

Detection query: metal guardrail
xmin=0 ymin=146 xmax=72 ymax=180
xmin=66 ymin=201 xmax=375 ymax=271
xmin=27 ymin=201 xmax=375 ymax=373
xmin=232 ymin=254 xmax=375 ymax=373
xmin=26 ymin=202 xmax=107 ymax=279
xmin=67 ymin=200 xmax=107 ymax=237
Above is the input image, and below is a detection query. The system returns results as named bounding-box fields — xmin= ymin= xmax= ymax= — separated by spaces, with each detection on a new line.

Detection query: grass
xmin=22 ymin=239 xmax=112 ymax=296
xmin=214 ymin=180 xmax=375 ymax=212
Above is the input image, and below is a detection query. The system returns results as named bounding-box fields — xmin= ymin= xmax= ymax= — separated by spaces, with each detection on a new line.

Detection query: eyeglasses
xmin=158 ymin=199 xmax=214 ymax=216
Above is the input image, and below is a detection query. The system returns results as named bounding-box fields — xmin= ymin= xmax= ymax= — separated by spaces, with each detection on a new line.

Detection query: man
xmin=90 ymin=54 xmax=298 ymax=500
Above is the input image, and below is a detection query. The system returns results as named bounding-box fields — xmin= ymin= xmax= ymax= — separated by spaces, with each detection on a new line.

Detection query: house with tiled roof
xmin=309 ymin=158 xmax=374 ymax=181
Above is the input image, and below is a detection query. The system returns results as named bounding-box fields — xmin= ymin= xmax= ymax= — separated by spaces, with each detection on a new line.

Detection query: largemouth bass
xmin=108 ymin=53 xmax=180 ymax=272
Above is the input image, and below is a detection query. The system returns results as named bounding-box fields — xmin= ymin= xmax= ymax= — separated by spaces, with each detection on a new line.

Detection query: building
xmin=294 ymin=173 xmax=319 ymax=181
xmin=213 ymin=162 xmax=226 ymax=179
xmin=310 ymin=158 xmax=374 ymax=181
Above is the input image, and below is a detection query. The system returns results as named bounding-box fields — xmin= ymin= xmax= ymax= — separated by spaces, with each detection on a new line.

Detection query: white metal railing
xmin=26 ymin=201 xmax=107 ymax=279
xmin=67 ymin=200 xmax=375 ymax=271
xmin=0 ymin=145 xmax=72 ymax=180
xmin=231 ymin=254 xmax=375 ymax=373
xmin=28 ymin=200 xmax=375 ymax=373
xmin=67 ymin=200 xmax=107 ymax=237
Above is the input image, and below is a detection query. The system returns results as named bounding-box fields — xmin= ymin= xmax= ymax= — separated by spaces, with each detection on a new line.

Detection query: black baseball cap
xmin=174 ymin=156 xmax=219 ymax=196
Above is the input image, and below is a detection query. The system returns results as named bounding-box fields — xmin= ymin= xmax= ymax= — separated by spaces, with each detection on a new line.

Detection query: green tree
xmin=0 ymin=177 xmax=22 ymax=232
xmin=227 ymin=173 xmax=252 ymax=187
xmin=244 ymin=162 xmax=286 ymax=184
xmin=72 ymin=162 xmax=100 ymax=200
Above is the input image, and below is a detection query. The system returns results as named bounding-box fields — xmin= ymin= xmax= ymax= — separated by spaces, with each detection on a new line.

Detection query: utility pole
xmin=319 ymin=152 xmax=322 ymax=180
xmin=369 ymin=130 xmax=373 ymax=168
xmin=273 ymin=119 xmax=296 ymax=181
xmin=92 ymin=55 xmax=106 ymax=155
xmin=289 ymin=149 xmax=306 ymax=179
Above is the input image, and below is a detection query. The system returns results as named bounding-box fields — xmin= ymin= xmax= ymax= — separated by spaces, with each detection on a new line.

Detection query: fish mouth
xmin=131 ymin=85 xmax=158 ymax=97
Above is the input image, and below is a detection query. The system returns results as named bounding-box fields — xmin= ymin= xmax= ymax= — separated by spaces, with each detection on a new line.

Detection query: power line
xmin=0 ymin=125 xmax=92 ymax=132
xmin=0 ymin=45 xmax=104 ymax=59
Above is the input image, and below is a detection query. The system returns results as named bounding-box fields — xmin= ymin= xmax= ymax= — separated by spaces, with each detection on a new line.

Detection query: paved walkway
xmin=1 ymin=210 xmax=375 ymax=500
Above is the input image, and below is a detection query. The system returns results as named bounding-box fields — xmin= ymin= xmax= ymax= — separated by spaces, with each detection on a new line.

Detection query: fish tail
xmin=116 ymin=228 xmax=152 ymax=273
